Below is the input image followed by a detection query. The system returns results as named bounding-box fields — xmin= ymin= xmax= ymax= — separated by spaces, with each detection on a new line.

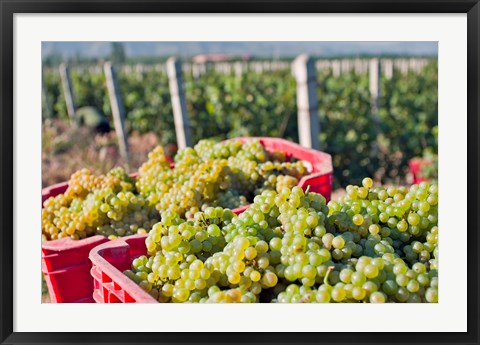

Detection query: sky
xmin=42 ymin=41 xmax=438 ymax=60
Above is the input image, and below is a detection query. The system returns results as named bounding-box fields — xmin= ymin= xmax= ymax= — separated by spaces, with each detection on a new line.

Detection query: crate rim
xmin=88 ymin=234 xmax=157 ymax=303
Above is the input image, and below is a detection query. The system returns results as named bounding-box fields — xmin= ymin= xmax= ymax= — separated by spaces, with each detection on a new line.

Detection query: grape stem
xmin=199 ymin=213 xmax=209 ymax=226
xmin=324 ymin=266 xmax=335 ymax=288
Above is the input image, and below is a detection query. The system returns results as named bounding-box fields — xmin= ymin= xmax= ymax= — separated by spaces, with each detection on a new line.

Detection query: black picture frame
xmin=1 ymin=1 xmax=479 ymax=344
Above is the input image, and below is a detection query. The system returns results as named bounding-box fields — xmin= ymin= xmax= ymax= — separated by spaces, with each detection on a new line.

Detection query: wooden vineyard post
xmin=369 ymin=58 xmax=381 ymax=116
xmin=192 ymin=64 xmax=200 ymax=79
xmin=292 ymin=54 xmax=320 ymax=150
xmin=42 ymin=72 xmax=53 ymax=119
xmin=234 ymin=62 xmax=243 ymax=80
xmin=332 ymin=59 xmax=341 ymax=77
xmin=104 ymin=62 xmax=129 ymax=161
xmin=59 ymin=63 xmax=76 ymax=120
xmin=384 ymin=59 xmax=394 ymax=80
xmin=369 ymin=58 xmax=382 ymax=156
xmin=167 ymin=57 xmax=192 ymax=149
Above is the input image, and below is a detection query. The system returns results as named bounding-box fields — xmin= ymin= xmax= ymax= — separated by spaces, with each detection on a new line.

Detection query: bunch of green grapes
xmin=126 ymin=179 xmax=438 ymax=303
xmin=134 ymin=146 xmax=172 ymax=196
xmin=42 ymin=167 xmax=160 ymax=241
xmin=125 ymin=207 xmax=234 ymax=302
xmin=42 ymin=139 xmax=308 ymax=241
xmin=327 ymin=179 xmax=438 ymax=264
xmin=135 ymin=139 xmax=309 ymax=217
xmin=277 ymin=253 xmax=437 ymax=303
xmin=303 ymin=178 xmax=439 ymax=303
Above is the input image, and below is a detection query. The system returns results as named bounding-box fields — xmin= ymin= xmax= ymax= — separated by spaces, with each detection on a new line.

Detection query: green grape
xmin=42 ymin=167 xmax=159 ymax=240
xmin=118 ymin=174 xmax=438 ymax=303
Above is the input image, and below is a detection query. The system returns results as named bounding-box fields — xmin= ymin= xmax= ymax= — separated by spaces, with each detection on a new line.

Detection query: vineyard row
xmin=44 ymin=57 xmax=434 ymax=79
xmin=42 ymin=56 xmax=438 ymax=187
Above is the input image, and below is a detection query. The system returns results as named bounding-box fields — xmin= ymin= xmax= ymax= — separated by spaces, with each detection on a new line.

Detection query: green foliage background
xmin=42 ymin=60 xmax=438 ymax=187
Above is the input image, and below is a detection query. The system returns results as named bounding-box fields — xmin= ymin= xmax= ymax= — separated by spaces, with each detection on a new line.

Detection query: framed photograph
xmin=1 ymin=1 xmax=479 ymax=344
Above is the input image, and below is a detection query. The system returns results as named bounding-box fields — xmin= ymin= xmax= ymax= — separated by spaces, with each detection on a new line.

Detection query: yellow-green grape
xmin=42 ymin=167 xmax=159 ymax=240
xmin=119 ymin=174 xmax=438 ymax=304
xmin=135 ymin=139 xmax=309 ymax=217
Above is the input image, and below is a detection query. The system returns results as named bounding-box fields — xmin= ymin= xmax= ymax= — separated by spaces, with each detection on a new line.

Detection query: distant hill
xmin=42 ymin=42 xmax=437 ymax=60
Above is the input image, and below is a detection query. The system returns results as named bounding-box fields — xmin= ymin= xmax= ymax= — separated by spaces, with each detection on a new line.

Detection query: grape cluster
xmin=42 ymin=140 xmax=308 ymax=242
xmin=42 ymin=167 xmax=160 ymax=241
xmin=135 ymin=139 xmax=308 ymax=217
xmin=125 ymin=179 xmax=438 ymax=303
xmin=125 ymin=207 xmax=232 ymax=302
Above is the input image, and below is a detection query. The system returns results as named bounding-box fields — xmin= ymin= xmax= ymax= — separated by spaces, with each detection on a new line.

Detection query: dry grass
xmin=42 ymin=119 xmax=170 ymax=187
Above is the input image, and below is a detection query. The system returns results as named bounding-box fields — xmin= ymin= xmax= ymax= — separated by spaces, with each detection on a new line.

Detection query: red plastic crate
xmin=89 ymin=234 xmax=156 ymax=303
xmin=41 ymin=172 xmax=142 ymax=303
xmin=42 ymin=235 xmax=109 ymax=303
xmin=408 ymin=158 xmax=433 ymax=184
xmin=42 ymin=181 xmax=68 ymax=204
xmin=42 ymin=181 xmax=108 ymax=303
